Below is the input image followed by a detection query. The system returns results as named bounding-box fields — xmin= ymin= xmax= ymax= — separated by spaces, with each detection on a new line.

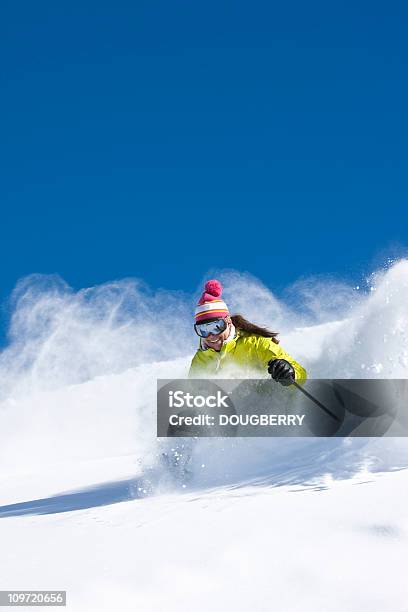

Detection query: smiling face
xmin=203 ymin=316 xmax=232 ymax=351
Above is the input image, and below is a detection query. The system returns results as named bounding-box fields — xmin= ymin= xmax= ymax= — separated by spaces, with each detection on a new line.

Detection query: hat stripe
xmin=195 ymin=310 xmax=229 ymax=322
xmin=195 ymin=301 xmax=228 ymax=316
xmin=195 ymin=308 xmax=229 ymax=317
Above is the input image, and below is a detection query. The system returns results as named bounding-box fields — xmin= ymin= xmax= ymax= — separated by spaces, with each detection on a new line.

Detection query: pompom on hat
xmin=194 ymin=279 xmax=230 ymax=323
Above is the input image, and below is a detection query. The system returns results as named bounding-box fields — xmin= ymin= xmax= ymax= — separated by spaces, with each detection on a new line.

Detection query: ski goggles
xmin=194 ymin=318 xmax=228 ymax=338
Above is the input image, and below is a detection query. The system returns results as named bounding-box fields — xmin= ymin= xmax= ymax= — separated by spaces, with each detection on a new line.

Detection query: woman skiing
xmin=189 ymin=279 xmax=307 ymax=383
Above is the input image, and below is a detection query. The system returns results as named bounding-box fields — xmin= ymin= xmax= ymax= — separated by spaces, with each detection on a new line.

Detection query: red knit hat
xmin=194 ymin=280 xmax=230 ymax=322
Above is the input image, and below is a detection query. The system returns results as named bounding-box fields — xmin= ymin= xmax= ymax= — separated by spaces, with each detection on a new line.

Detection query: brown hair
xmin=230 ymin=314 xmax=279 ymax=344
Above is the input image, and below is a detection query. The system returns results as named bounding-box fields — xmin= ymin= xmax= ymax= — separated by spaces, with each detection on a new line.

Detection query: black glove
xmin=268 ymin=359 xmax=295 ymax=386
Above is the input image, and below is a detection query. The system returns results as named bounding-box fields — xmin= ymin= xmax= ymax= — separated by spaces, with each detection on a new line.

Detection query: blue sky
xmin=1 ymin=0 xmax=407 ymax=322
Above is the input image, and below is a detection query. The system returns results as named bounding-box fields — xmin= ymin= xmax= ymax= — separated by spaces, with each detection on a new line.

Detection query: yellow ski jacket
xmin=189 ymin=329 xmax=307 ymax=382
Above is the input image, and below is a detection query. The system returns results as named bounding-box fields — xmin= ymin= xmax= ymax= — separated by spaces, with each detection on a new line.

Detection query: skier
xmin=189 ymin=279 xmax=307 ymax=383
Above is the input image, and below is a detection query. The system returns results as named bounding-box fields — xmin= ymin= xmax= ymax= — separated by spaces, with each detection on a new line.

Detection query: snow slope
xmin=1 ymin=469 xmax=407 ymax=612
xmin=0 ymin=261 xmax=407 ymax=610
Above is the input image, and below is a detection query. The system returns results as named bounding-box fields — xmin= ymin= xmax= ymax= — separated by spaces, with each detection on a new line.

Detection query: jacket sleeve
xmin=255 ymin=337 xmax=307 ymax=383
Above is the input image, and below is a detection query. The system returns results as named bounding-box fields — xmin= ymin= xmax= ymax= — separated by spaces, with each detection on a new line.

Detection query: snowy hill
xmin=0 ymin=261 xmax=407 ymax=610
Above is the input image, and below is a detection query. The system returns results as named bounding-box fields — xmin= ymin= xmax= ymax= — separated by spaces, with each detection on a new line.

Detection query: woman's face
xmin=203 ymin=317 xmax=232 ymax=351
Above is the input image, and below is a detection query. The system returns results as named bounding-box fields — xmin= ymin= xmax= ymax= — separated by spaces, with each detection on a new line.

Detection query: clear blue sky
xmin=1 ymin=1 xmax=407 ymax=315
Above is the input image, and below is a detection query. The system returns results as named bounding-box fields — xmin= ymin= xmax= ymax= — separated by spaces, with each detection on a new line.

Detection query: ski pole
xmin=291 ymin=379 xmax=341 ymax=423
